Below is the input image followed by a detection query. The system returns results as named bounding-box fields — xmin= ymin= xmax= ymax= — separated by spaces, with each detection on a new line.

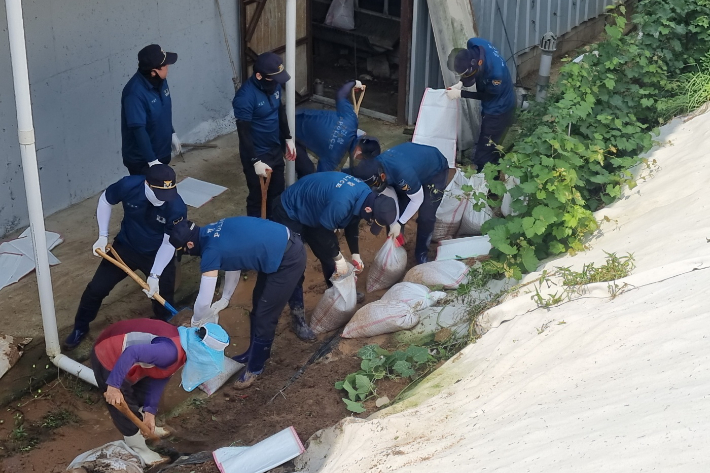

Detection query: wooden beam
xmin=245 ymin=0 xmax=268 ymax=43
xmin=397 ymin=0 xmax=413 ymax=125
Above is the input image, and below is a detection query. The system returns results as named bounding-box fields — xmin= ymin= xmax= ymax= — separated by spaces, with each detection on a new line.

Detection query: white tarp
xmin=177 ymin=177 xmax=228 ymax=208
xmin=0 ymin=230 xmax=63 ymax=291
xmin=295 ymin=111 xmax=710 ymax=472
xmin=412 ymin=88 xmax=459 ymax=168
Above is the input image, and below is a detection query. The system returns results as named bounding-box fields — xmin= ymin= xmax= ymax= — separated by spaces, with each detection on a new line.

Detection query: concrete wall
xmin=0 ymin=0 xmax=240 ymax=237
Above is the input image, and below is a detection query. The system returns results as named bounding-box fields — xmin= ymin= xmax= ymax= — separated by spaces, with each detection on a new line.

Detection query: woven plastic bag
xmin=66 ymin=441 xmax=143 ymax=472
xmin=403 ymin=260 xmax=469 ymax=289
xmin=366 ymin=235 xmax=407 ymax=293
xmin=458 ymin=173 xmax=493 ymax=236
xmin=310 ymin=263 xmax=358 ymax=334
xmin=325 ymin=0 xmax=355 ymax=30
xmin=432 ymin=169 xmax=469 ymax=241
xmin=381 ymin=282 xmax=447 ymax=311
xmin=342 ymin=301 xmax=418 ymax=338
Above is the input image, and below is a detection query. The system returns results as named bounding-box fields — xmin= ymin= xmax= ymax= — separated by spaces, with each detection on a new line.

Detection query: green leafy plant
xmin=335 ymin=344 xmax=435 ymax=413
xmin=480 ymin=1 xmax=710 ymax=276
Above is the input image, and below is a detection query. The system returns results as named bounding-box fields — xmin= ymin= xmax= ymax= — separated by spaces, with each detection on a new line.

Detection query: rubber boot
xmin=234 ymin=337 xmax=273 ymax=390
xmin=289 ymin=285 xmax=316 ymax=341
xmin=153 ymin=426 xmax=171 ymax=439
xmin=124 ymin=432 xmax=167 ymax=466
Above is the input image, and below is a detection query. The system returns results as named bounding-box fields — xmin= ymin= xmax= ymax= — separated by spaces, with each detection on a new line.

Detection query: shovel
xmin=351 ymin=84 xmax=366 ymax=116
xmin=259 ymin=170 xmax=272 ymax=219
xmin=112 ymin=399 xmax=162 ymax=444
xmin=95 ymin=247 xmax=182 ymax=321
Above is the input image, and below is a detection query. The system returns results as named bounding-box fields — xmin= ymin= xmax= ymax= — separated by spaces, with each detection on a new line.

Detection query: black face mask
xmin=257 ymin=76 xmax=278 ymax=95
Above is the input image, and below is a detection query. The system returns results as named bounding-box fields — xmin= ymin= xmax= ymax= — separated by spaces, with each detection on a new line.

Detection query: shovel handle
xmin=351 ymin=85 xmax=366 ymax=116
xmin=259 ymin=170 xmax=272 ymax=219
xmin=96 ymin=248 xmax=178 ymax=317
xmin=112 ymin=400 xmax=161 ymax=444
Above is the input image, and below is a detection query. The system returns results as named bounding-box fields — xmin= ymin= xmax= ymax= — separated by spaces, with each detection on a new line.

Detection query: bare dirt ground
xmin=0 ymin=227 xmax=419 ymax=472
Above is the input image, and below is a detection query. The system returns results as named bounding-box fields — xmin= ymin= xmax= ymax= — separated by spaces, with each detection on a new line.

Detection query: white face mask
xmin=144 ymin=182 xmax=165 ymax=207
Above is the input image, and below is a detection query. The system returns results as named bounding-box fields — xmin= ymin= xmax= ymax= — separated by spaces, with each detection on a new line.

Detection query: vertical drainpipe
xmin=285 ymin=0 xmax=296 ymax=186
xmin=4 ymin=0 xmax=97 ymax=386
xmin=536 ymin=32 xmax=557 ymax=102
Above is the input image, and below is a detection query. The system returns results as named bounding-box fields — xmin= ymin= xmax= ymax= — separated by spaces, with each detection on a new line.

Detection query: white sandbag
xmin=310 ymin=263 xmax=358 ymax=334
xmin=342 ymin=301 xmax=419 ymax=338
xmin=412 ymin=88 xmax=459 ymax=168
xmin=381 ymin=282 xmax=447 ymax=311
xmin=213 ymin=426 xmax=305 ymax=473
xmin=325 ymin=0 xmax=355 ymax=30
xmin=66 ymin=440 xmax=144 ymax=472
xmin=199 ymin=356 xmax=243 ymax=396
xmin=432 ymin=169 xmax=469 ymax=242
xmin=501 ymin=175 xmax=523 ymax=217
xmin=458 ymin=173 xmax=493 ymax=236
xmin=366 ymin=236 xmax=407 ymax=293
xmin=403 ymin=260 xmax=469 ymax=289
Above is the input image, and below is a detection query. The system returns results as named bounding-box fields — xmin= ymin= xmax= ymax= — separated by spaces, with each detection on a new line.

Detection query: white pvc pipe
xmin=536 ymin=52 xmax=553 ymax=102
xmin=285 ymin=0 xmax=296 ymax=186
xmin=4 ymin=0 xmax=97 ymax=387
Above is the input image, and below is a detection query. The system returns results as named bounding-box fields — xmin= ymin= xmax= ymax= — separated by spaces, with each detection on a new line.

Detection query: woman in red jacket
xmin=91 ymin=318 xmax=229 ymax=465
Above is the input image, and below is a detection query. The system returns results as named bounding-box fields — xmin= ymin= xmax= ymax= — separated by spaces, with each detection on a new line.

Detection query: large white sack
xmin=381 ymin=282 xmax=447 ymax=311
xmin=403 ymin=260 xmax=469 ymax=289
xmin=342 ymin=301 xmax=419 ymax=338
xmin=412 ymin=88 xmax=459 ymax=168
xmin=324 ymin=0 xmax=355 ymax=30
xmin=458 ymin=173 xmax=494 ymax=236
xmin=213 ymin=426 xmax=305 ymax=473
xmin=66 ymin=441 xmax=143 ymax=472
xmin=432 ymin=169 xmax=469 ymax=242
xmin=199 ymin=356 xmax=243 ymax=396
xmin=366 ymin=236 xmax=407 ymax=293
xmin=310 ymin=263 xmax=358 ymax=334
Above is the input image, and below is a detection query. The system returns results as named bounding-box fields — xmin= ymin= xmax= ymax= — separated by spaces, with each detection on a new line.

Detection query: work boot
xmin=233 ymin=337 xmax=272 ymax=390
xmin=124 ymin=432 xmax=167 ymax=466
xmin=291 ymin=307 xmax=316 ymax=341
xmin=63 ymin=329 xmax=88 ymax=351
xmin=356 ymin=292 xmax=365 ymax=304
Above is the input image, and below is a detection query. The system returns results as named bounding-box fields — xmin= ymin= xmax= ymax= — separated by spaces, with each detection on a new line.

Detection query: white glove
xmin=388 ymin=222 xmax=402 ymax=238
xmin=92 ymin=236 xmax=108 ymax=257
xmin=351 ymin=254 xmax=364 ymax=273
xmin=171 ymin=133 xmax=182 ymax=156
xmin=451 ymin=81 xmax=464 ymax=90
xmin=190 ymin=309 xmax=219 ymax=328
xmin=210 ymin=298 xmax=229 ymax=313
xmin=253 ymin=160 xmax=272 ymax=178
xmin=445 ymin=87 xmax=462 ymax=100
xmin=148 ymin=159 xmax=161 ymax=167
xmin=143 ymin=275 xmax=160 ymax=299
xmin=354 ymin=80 xmax=364 ymax=90
xmin=285 ymin=138 xmax=296 ymax=161
xmin=334 ymin=253 xmax=348 ymax=277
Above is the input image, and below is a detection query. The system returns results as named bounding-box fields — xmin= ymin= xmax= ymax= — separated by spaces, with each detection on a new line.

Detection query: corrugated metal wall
xmin=408 ymin=0 xmax=616 ymax=124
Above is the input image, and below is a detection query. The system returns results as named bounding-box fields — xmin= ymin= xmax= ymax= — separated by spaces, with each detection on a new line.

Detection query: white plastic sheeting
xmin=0 ymin=229 xmax=62 ymax=290
xmin=176 ymin=177 xmax=228 ymax=208
xmin=295 ymin=111 xmax=710 ymax=472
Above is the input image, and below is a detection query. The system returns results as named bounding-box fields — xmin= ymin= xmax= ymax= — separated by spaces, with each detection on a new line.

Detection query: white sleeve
xmin=97 ymin=192 xmax=112 ymax=237
xmin=193 ymin=275 xmax=218 ymax=322
xmin=398 ymin=187 xmax=424 ymax=224
xmin=149 ymin=234 xmax=175 ymax=277
xmin=221 ymin=270 xmax=241 ymax=301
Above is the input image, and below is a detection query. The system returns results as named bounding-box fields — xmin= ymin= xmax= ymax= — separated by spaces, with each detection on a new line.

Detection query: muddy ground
xmin=0 ymin=220 xmax=423 ymax=472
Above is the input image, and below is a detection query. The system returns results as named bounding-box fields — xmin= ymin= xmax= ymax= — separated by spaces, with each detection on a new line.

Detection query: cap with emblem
xmin=452 ymin=46 xmax=481 ymax=87
xmin=253 ymin=52 xmax=291 ymax=84
xmin=138 ymin=44 xmax=178 ymax=72
xmin=360 ymin=193 xmax=397 ymax=235
xmin=146 ymin=164 xmax=178 ymax=202
xmin=350 ymin=158 xmax=386 ymax=192
xmin=355 ymin=136 xmax=381 ymax=159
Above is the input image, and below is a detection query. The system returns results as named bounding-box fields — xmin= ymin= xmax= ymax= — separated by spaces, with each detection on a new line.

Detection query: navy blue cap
xmin=169 ymin=220 xmax=201 ymax=250
xmin=138 ymin=44 xmax=177 ymax=71
xmin=360 ymin=193 xmax=397 ymax=235
xmin=254 ymin=52 xmax=291 ymax=84
xmin=355 ymin=136 xmax=381 ymax=159
xmin=146 ymin=164 xmax=178 ymax=202
xmin=453 ymin=47 xmax=481 ymax=86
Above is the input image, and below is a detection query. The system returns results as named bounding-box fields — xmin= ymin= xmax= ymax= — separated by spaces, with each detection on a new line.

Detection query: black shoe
xmin=63 ymin=329 xmax=88 ymax=351
xmin=356 ymin=292 xmax=365 ymax=304
xmin=291 ymin=308 xmax=316 ymax=341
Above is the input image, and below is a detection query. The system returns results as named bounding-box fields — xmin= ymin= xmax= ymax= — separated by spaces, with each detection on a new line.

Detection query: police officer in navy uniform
xmin=167 ymin=217 xmax=307 ymax=389
xmin=350 ymin=142 xmax=449 ymax=265
xmin=63 ymin=165 xmax=187 ymax=350
xmin=446 ymin=38 xmax=516 ymax=171
xmin=294 ymin=80 xmax=367 ymax=173
xmin=121 ymin=44 xmax=183 ymax=176
xmin=271 ymin=172 xmax=398 ymax=340
xmin=233 ymin=52 xmax=297 ymax=218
